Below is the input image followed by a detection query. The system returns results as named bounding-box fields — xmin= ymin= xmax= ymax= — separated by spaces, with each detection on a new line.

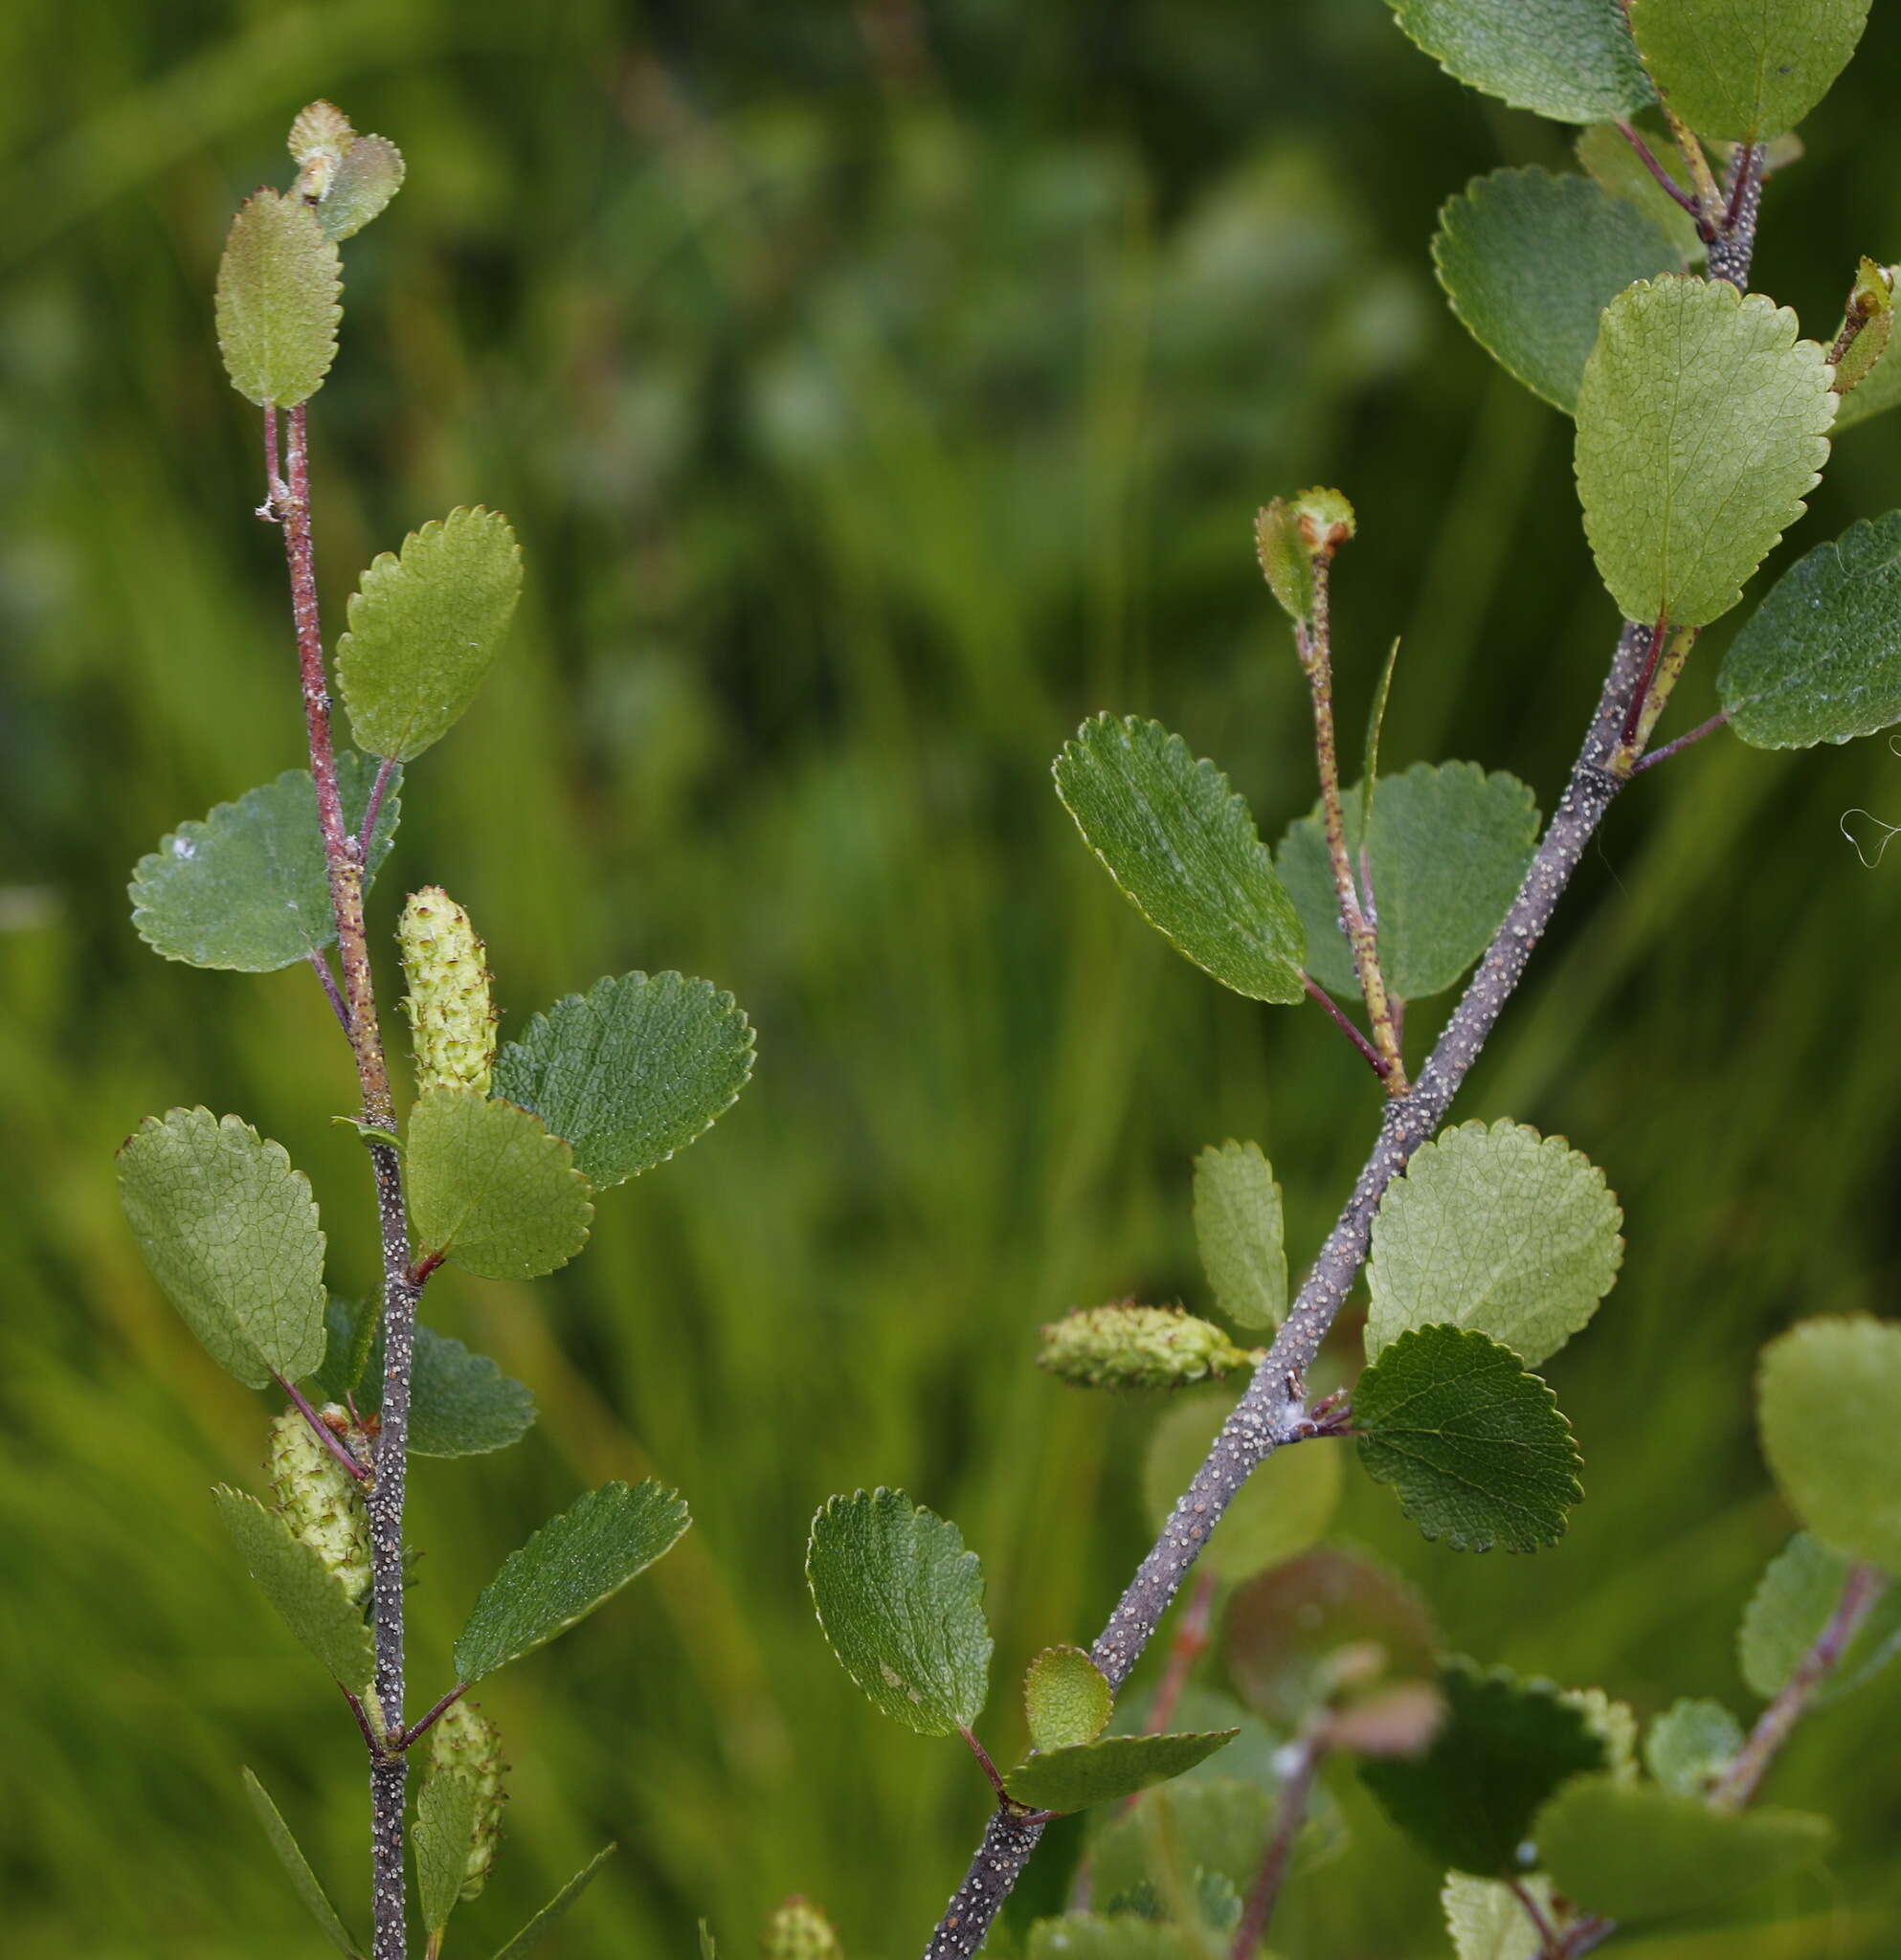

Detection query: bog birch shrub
xmin=799 ymin=6 xmax=1901 ymax=1958
xmin=119 ymin=104 xmax=752 ymax=1959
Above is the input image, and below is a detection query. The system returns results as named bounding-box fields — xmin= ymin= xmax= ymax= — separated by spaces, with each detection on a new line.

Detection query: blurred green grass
xmin=5 ymin=2 xmax=1901 ymax=1954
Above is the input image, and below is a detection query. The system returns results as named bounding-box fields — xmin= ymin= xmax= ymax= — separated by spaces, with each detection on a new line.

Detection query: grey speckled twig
xmin=920 ymin=621 xmax=1651 ymax=1960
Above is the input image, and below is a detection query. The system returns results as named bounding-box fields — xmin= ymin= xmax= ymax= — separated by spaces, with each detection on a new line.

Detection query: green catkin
xmin=762 ymin=1898 xmax=843 ymax=1960
xmin=266 ymin=1409 xmax=371 ymax=1605
xmin=398 ymin=887 xmax=498 ymax=1096
xmin=1037 ymin=1303 xmax=1258 ymax=1391
xmin=429 ymin=1699 xmax=506 ymax=1900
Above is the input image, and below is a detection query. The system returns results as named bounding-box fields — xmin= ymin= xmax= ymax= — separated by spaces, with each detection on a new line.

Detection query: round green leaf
xmin=1225 ymin=1548 xmax=1440 ymax=1726
xmin=1192 ymin=1141 xmax=1286 ymax=1330
xmin=491 ymin=970 xmax=755 ymax=1188
xmin=1366 ymin=1120 xmax=1623 ymax=1366
xmin=407 ymin=1089 xmax=593 ymax=1281
xmin=1627 ymin=0 xmax=1868 ymax=140
xmin=320 ymin=1302 xmax=537 ymax=1458
xmin=1274 ymin=764 xmax=1540 ymax=1002
xmin=1354 ymin=1325 xmax=1583 ymax=1553
xmin=212 ymin=1486 xmax=374 ymax=1688
xmin=1442 ymin=1874 xmax=1553 ymax=1960
xmin=1024 ymin=1645 xmax=1114 ymax=1753
xmin=1720 ymin=513 xmax=1901 ymax=748
xmin=1576 ymin=277 xmax=1835 ymax=629
xmin=1757 ymin=1316 xmax=1901 ymax=1572
xmin=1004 ymin=1730 xmax=1237 ymax=1815
xmin=1387 ymin=0 xmax=1653 ymax=122
xmin=336 ymin=507 xmax=524 ymax=763
xmin=1643 ymin=1697 xmax=1744 ymax=1794
xmin=1433 ymin=167 xmax=1683 ymax=413
xmin=1143 ymin=1391 xmax=1341 ymax=1582
xmin=1739 ymin=1531 xmax=1901 ymax=1704
xmin=118 ymin=1107 xmax=327 ymax=1388
xmin=129 ymin=754 xmax=401 ymax=972
xmin=1054 ymin=714 xmax=1306 ymax=1005
xmin=1575 ymin=122 xmax=1706 ymax=264
xmin=317 ymin=133 xmax=405 ymax=242
xmin=1359 ymin=1659 xmax=1605 ymax=1877
xmin=453 ymin=1479 xmax=690 ymax=1683
xmin=806 ymin=1488 xmax=993 ymax=1736
xmin=215 ymin=188 xmax=341 ymax=408
xmin=1534 ymin=1776 xmax=1833 ymax=1922
xmin=1089 ymin=1776 xmax=1274 ymax=1908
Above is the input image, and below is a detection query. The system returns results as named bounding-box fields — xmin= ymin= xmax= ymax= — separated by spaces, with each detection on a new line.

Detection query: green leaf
xmin=1739 ymin=1531 xmax=1901 ymax=1704
xmin=1442 ymin=1874 xmax=1551 ymax=1960
xmin=1643 ymin=1698 xmax=1744 ymax=1794
xmin=1054 ymin=715 xmax=1306 ymax=1005
xmin=215 ymin=189 xmax=341 ymax=407
xmin=407 ymin=1089 xmax=593 ymax=1281
xmin=1576 ymin=277 xmax=1835 ymax=629
xmin=129 ymin=753 xmax=401 ymax=972
xmin=118 ymin=1108 xmax=327 ymax=1388
xmin=1433 ymin=167 xmax=1683 ymax=414
xmin=1005 ymin=1731 xmax=1238 ymax=1815
xmin=314 ymin=1301 xmax=538 ymax=1458
xmin=1365 ymin=1120 xmax=1624 ymax=1366
xmin=1626 ymin=0 xmax=1868 ymax=140
xmin=1192 ymin=1142 xmax=1286 ymax=1330
xmin=1834 ymin=325 xmax=1901 ymax=432
xmin=1090 ymin=1777 xmax=1273 ymax=1906
xmin=1757 ymin=1315 xmax=1901 ymax=1571
xmin=1143 ymin=1391 xmax=1341 ymax=1582
xmin=1575 ymin=123 xmax=1706 ymax=264
xmin=1534 ymin=1776 xmax=1833 ymax=1922
xmin=1719 ymin=513 xmax=1901 ymax=748
xmin=1025 ymin=1645 xmax=1114 ymax=1753
xmin=806 ymin=1488 xmax=993 ymax=1736
xmin=1274 ymin=764 xmax=1539 ymax=1002
xmin=318 ymin=134 xmax=405 ymax=242
xmin=1354 ymin=1325 xmax=1584 ymax=1552
xmin=241 ymin=1768 xmax=362 ymax=1957
xmin=212 ymin=1487 xmax=374 ymax=1688
xmin=1386 ymin=0 xmax=1652 ymax=122
xmin=489 ymin=1845 xmax=616 ymax=1960
xmin=336 ymin=508 xmax=524 ymax=763
xmin=491 ymin=971 xmax=755 ymax=1188
xmin=415 ymin=1771 xmax=481 ymax=1937
xmin=1358 ymin=1659 xmax=1605 ymax=1877
xmin=1225 ymin=1548 xmax=1440 ymax=1726
xmin=1025 ymin=1919 xmax=1197 ymax=1960
xmin=454 ymin=1480 xmax=689 ymax=1683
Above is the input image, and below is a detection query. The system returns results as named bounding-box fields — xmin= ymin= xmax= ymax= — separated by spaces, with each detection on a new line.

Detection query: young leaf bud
xmin=429 ymin=1700 xmax=507 ymax=1900
xmin=1038 ymin=1303 xmax=1258 ymax=1391
xmin=761 ymin=1898 xmax=843 ymax=1960
xmin=399 ymin=888 xmax=498 ymax=1096
xmin=288 ymin=101 xmax=357 ymax=202
xmin=1833 ymin=257 xmax=1896 ymax=395
xmin=1256 ymin=488 xmax=1356 ymax=625
xmin=266 ymin=1409 xmax=371 ymax=1605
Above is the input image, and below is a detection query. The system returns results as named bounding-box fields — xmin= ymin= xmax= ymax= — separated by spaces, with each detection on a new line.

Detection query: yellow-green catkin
xmin=399 ymin=887 xmax=498 ymax=1096
xmin=430 ymin=1700 xmax=506 ymax=1900
xmin=287 ymin=100 xmax=355 ymax=201
xmin=1038 ymin=1303 xmax=1257 ymax=1391
xmin=762 ymin=1898 xmax=843 ymax=1960
xmin=267 ymin=1409 xmax=371 ymax=1605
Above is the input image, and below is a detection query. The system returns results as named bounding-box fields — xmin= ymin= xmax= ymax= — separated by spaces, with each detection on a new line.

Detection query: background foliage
xmin=5 ymin=1 xmax=1901 ymax=1953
